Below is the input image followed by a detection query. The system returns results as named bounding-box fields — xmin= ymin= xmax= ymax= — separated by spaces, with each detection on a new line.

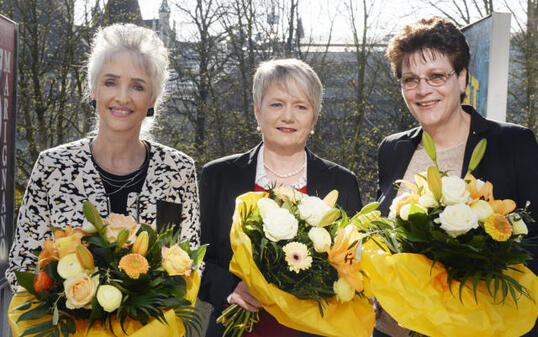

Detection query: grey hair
xmin=252 ymin=58 xmax=323 ymax=119
xmin=87 ymin=24 xmax=169 ymax=137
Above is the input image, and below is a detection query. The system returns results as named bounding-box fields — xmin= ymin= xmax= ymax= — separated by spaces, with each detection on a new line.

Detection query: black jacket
xmin=376 ymin=105 xmax=538 ymax=273
xmin=199 ymin=143 xmax=363 ymax=336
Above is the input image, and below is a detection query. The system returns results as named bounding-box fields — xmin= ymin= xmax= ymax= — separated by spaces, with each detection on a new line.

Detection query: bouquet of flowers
xmin=218 ymin=188 xmax=375 ymax=337
xmin=9 ymin=201 xmax=206 ymax=337
xmin=359 ymin=133 xmax=538 ymax=337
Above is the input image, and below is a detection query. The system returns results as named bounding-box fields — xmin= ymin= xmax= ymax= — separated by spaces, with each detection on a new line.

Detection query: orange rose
xmin=33 ymin=271 xmax=54 ymax=294
xmin=64 ymin=273 xmax=99 ymax=309
xmin=37 ymin=240 xmax=59 ymax=267
xmin=104 ymin=214 xmax=140 ymax=246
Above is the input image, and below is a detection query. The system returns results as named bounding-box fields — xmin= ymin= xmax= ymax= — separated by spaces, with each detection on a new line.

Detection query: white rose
xmin=439 ymin=204 xmax=479 ymax=238
xmin=262 ymin=207 xmax=298 ymax=242
xmin=57 ymin=253 xmax=85 ymax=280
xmin=97 ymin=285 xmax=123 ymax=312
xmin=441 ymin=176 xmax=470 ymax=205
xmin=298 ymin=196 xmax=332 ymax=227
xmin=400 ymin=203 xmax=427 ymax=221
xmin=419 ymin=191 xmax=439 ymax=209
xmin=257 ymin=197 xmax=280 ymax=219
xmin=333 ymin=277 xmax=355 ymax=302
xmin=308 ymin=227 xmax=332 ymax=253
xmin=470 ymin=200 xmax=494 ymax=221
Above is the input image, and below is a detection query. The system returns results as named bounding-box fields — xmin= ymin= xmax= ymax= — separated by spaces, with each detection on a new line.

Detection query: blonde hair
xmin=253 ymin=58 xmax=323 ymax=119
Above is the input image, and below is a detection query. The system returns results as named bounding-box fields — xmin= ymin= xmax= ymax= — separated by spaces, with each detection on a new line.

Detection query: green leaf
xmin=471 ymin=273 xmax=481 ymax=304
xmin=17 ymin=302 xmax=50 ymax=322
xmin=467 ymin=139 xmax=487 ymax=174
xmin=190 ymin=244 xmax=207 ymax=269
xmin=83 ymin=200 xmax=104 ymax=231
xmin=422 ymin=131 xmax=437 ymax=163
xmin=357 ymin=202 xmax=379 ymax=215
xmin=12 ymin=299 xmax=35 ymax=311
xmin=15 ymin=271 xmax=38 ymax=297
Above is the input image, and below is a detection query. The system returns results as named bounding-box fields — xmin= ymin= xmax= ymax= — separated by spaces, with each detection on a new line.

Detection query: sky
xmin=78 ymin=0 xmax=526 ymax=44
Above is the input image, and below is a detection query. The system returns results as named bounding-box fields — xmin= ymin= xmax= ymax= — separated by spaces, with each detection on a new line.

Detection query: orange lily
xmin=328 ymin=226 xmax=364 ymax=292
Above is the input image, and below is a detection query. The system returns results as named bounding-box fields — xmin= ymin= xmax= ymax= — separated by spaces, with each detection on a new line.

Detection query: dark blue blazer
xmin=199 ymin=143 xmax=363 ymax=336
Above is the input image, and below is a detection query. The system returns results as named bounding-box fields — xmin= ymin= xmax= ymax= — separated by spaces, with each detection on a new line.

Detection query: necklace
xmin=263 ymin=152 xmax=306 ymax=178
xmin=91 ymin=141 xmax=150 ymax=197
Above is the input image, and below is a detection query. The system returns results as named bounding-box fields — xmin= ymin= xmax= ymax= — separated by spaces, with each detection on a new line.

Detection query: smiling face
xmin=93 ymin=52 xmax=154 ymax=138
xmin=255 ymin=81 xmax=316 ymax=154
xmin=401 ymin=49 xmax=467 ymax=131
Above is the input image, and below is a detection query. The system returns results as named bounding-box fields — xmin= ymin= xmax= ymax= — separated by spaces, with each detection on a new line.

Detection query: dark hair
xmin=386 ymin=17 xmax=470 ymax=83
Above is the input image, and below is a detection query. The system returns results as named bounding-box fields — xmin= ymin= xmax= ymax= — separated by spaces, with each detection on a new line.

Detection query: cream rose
xmin=104 ymin=214 xmax=140 ymax=246
xmin=439 ymin=204 xmax=479 ymax=238
xmin=441 ymin=176 xmax=470 ymax=205
xmin=257 ymin=198 xmax=280 ymax=219
xmin=273 ymin=186 xmax=304 ymax=202
xmin=262 ymin=207 xmax=298 ymax=242
xmin=298 ymin=196 xmax=332 ymax=227
xmin=389 ymin=193 xmax=415 ymax=219
xmin=57 ymin=253 xmax=85 ymax=279
xmin=162 ymin=244 xmax=193 ymax=276
xmin=308 ymin=227 xmax=332 ymax=253
xmin=64 ymin=274 xmax=99 ymax=309
xmin=333 ymin=277 xmax=355 ymax=302
xmin=97 ymin=285 xmax=123 ymax=312
xmin=470 ymin=200 xmax=494 ymax=221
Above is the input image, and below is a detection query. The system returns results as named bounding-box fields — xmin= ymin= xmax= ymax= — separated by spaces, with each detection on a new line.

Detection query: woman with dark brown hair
xmin=376 ymin=17 xmax=537 ymax=337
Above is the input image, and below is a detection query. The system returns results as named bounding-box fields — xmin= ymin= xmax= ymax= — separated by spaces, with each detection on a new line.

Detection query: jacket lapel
xmin=73 ymin=139 xmax=109 ymax=217
xmin=461 ymin=105 xmax=490 ymax=177
xmin=230 ymin=143 xmax=261 ymax=194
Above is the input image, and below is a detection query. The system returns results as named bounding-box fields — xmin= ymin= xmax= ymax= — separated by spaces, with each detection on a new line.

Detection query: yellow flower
xmin=55 ymin=227 xmax=84 ymax=258
xmin=161 ymin=245 xmax=193 ymax=276
xmin=132 ymin=231 xmax=149 ymax=256
xmin=484 ymin=214 xmax=512 ymax=241
xmin=118 ymin=253 xmax=149 ymax=279
xmin=282 ymin=242 xmax=312 ymax=273
xmin=333 ymin=277 xmax=355 ymax=302
xmin=328 ymin=225 xmax=364 ymax=292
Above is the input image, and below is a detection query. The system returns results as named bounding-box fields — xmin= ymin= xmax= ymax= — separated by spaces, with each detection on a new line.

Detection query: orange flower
xmin=464 ymin=173 xmax=494 ymax=201
xmin=484 ymin=214 xmax=512 ymax=241
xmin=489 ymin=199 xmax=516 ymax=216
xmin=38 ymin=240 xmax=59 ymax=267
xmin=118 ymin=253 xmax=149 ymax=279
xmin=328 ymin=225 xmax=364 ymax=292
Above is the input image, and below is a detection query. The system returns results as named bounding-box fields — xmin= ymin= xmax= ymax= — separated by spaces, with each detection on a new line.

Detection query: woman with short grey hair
xmin=199 ymin=58 xmax=363 ymax=336
xmin=7 ymin=23 xmax=201 ymax=292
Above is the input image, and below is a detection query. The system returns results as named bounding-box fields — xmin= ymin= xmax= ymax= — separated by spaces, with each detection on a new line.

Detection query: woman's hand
xmin=229 ymin=281 xmax=262 ymax=312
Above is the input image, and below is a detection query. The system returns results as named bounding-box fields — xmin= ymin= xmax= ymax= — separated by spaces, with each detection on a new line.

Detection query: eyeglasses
xmin=399 ymin=70 xmax=457 ymax=90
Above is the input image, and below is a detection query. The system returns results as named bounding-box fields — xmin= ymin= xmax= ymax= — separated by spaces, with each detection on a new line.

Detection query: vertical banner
xmin=462 ymin=12 xmax=511 ymax=121
xmin=0 ymin=14 xmax=17 ymax=286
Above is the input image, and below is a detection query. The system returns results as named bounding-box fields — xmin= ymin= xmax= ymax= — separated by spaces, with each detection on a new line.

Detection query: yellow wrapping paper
xmin=361 ymin=239 xmax=538 ymax=337
xmin=229 ymin=192 xmax=375 ymax=337
xmin=8 ymin=271 xmax=201 ymax=337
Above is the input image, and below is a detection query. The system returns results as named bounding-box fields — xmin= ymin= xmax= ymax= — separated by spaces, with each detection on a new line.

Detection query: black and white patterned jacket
xmin=7 ymin=137 xmax=201 ymax=292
